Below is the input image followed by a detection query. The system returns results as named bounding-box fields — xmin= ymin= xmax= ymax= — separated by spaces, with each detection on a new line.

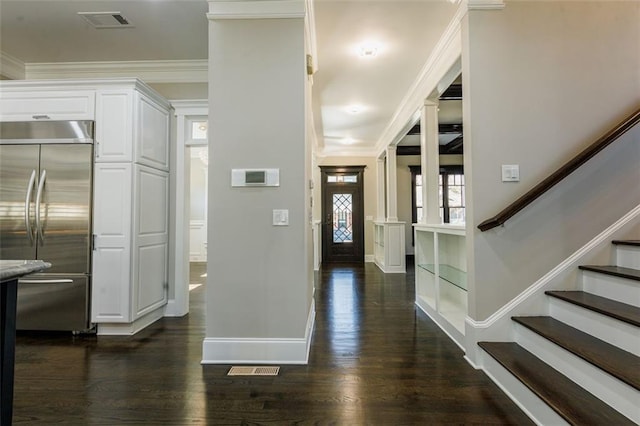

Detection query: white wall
xmin=463 ymin=1 xmax=640 ymax=320
xmin=190 ymin=148 xmax=207 ymax=261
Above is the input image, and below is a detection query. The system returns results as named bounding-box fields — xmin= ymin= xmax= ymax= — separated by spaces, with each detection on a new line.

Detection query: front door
xmin=320 ymin=166 xmax=365 ymax=263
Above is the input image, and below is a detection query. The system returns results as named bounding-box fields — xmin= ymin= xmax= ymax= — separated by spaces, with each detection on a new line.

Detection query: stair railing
xmin=478 ymin=107 xmax=640 ymax=232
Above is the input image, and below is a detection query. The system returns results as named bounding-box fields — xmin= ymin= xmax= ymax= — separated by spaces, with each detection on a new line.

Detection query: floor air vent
xmin=227 ymin=366 xmax=280 ymax=376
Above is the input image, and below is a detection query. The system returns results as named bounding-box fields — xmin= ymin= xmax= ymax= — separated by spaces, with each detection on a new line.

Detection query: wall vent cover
xmin=227 ymin=366 xmax=280 ymax=376
xmin=78 ymin=12 xmax=134 ymax=29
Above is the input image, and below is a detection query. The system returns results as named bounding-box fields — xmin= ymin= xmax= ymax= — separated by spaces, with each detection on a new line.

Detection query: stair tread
xmin=478 ymin=342 xmax=635 ymax=426
xmin=612 ymin=240 xmax=640 ymax=247
xmin=545 ymin=290 xmax=640 ymax=327
xmin=579 ymin=265 xmax=640 ymax=281
xmin=512 ymin=316 xmax=640 ymax=390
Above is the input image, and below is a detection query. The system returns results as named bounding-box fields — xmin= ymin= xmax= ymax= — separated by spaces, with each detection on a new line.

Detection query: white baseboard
xmin=163 ymin=299 xmax=188 ymax=318
xmin=201 ymin=300 xmax=316 ymax=365
xmin=96 ymin=306 xmax=165 ymax=336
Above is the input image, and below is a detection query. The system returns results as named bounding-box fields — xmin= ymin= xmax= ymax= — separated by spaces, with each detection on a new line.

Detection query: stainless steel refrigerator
xmin=0 ymin=121 xmax=94 ymax=332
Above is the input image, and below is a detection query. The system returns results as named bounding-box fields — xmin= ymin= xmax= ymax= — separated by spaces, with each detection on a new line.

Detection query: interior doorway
xmin=320 ymin=166 xmax=365 ymax=263
xmin=169 ymin=101 xmax=208 ymax=318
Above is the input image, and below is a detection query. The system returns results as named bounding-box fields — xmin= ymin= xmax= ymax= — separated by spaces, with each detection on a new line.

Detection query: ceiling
xmin=0 ymin=0 xmax=461 ymax=156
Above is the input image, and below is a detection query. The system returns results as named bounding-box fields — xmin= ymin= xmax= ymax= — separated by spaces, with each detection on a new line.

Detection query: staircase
xmin=479 ymin=240 xmax=640 ymax=425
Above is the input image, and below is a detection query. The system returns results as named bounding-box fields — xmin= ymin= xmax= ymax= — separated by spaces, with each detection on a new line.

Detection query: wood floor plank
xmin=512 ymin=316 xmax=640 ymax=389
xmin=11 ymin=262 xmax=534 ymax=424
xmin=479 ymin=342 xmax=635 ymax=426
xmin=545 ymin=290 xmax=640 ymax=326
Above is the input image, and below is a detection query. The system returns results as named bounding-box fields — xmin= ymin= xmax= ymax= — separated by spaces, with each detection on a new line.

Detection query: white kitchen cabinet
xmin=92 ymin=163 xmax=133 ymax=323
xmin=96 ymin=87 xmax=170 ymax=171
xmin=95 ymin=89 xmax=134 ymax=162
xmin=0 ymin=78 xmax=172 ymax=336
xmin=0 ymin=90 xmax=95 ymax=121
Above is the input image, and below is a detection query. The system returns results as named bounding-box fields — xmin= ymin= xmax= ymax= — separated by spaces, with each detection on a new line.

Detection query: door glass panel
xmin=332 ymin=193 xmax=353 ymax=243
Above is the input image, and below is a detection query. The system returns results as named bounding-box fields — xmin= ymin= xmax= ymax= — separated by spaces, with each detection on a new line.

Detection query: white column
xmin=376 ymin=157 xmax=386 ymax=221
xmin=205 ymin=0 xmax=313 ymax=364
xmin=421 ymin=100 xmax=440 ymax=224
xmin=385 ymin=145 xmax=398 ymax=222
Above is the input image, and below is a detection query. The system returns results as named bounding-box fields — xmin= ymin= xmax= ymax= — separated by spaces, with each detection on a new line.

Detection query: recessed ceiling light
xmin=358 ymin=42 xmax=380 ymax=58
xmin=348 ymin=104 xmax=364 ymax=114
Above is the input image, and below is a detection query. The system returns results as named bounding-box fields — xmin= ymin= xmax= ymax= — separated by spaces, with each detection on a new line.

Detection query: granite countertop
xmin=0 ymin=260 xmax=51 ymax=282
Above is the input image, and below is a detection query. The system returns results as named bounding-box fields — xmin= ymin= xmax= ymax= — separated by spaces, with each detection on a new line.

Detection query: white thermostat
xmin=231 ymin=169 xmax=279 ymax=187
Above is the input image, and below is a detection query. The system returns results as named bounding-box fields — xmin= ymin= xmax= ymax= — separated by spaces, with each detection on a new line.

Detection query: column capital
xmin=208 ymin=0 xmax=306 ymax=20
xmin=424 ymin=99 xmax=439 ymax=107
xmin=386 ymin=145 xmax=397 ymax=153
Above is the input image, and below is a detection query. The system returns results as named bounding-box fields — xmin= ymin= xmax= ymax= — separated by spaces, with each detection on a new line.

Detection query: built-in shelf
xmin=374 ymin=221 xmax=406 ymax=273
xmin=414 ymin=223 xmax=467 ymax=347
xmin=418 ymin=263 xmax=467 ymax=291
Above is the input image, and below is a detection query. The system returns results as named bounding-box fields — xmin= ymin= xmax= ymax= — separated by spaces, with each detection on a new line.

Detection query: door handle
xmin=35 ymin=169 xmax=47 ymax=244
xmin=25 ymin=169 xmax=37 ymax=244
xmin=19 ymin=279 xmax=73 ymax=284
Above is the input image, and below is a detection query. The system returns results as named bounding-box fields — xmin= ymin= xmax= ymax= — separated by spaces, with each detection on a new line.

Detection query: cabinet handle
xmin=95 ymin=140 xmax=100 ymax=158
xmin=32 ymin=114 xmax=50 ymax=120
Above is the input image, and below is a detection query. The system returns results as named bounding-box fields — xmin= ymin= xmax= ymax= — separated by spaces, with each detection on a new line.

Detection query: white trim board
xmin=25 ymin=60 xmax=208 ymax=83
xmin=207 ymin=0 xmax=305 ymax=20
xmin=202 ymin=300 xmax=316 ymax=365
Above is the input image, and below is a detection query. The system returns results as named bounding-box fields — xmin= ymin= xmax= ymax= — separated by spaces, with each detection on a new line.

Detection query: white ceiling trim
xmin=372 ymin=3 xmax=468 ymax=158
xmin=171 ymin=99 xmax=209 ymax=117
xmin=0 ymin=51 xmax=26 ymax=80
xmin=467 ymin=0 xmax=505 ymax=11
xmin=207 ymin=0 xmax=305 ymax=20
xmin=25 ymin=60 xmax=208 ymax=83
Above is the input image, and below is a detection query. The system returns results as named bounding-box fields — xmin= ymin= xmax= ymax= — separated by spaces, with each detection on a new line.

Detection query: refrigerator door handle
xmin=19 ymin=279 xmax=74 ymax=284
xmin=35 ymin=169 xmax=47 ymax=244
xmin=25 ymin=169 xmax=37 ymax=244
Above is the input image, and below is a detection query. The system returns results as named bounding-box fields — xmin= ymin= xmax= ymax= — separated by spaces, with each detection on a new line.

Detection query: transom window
xmin=327 ymin=174 xmax=358 ymax=183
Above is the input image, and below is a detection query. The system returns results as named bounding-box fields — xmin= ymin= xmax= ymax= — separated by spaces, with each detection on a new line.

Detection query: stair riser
xmin=514 ymin=324 xmax=639 ymax=423
xmin=548 ymin=298 xmax=639 ymax=354
xmin=581 ymin=272 xmax=640 ymax=307
xmin=616 ymin=245 xmax=640 ymax=269
xmin=479 ymin=350 xmax=570 ymax=426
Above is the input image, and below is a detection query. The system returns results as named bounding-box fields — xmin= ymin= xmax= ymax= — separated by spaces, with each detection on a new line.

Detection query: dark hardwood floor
xmin=12 ymin=261 xmax=533 ymax=425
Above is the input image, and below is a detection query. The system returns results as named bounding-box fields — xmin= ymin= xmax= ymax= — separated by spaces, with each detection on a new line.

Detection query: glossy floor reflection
xmin=12 ymin=262 xmax=533 ymax=424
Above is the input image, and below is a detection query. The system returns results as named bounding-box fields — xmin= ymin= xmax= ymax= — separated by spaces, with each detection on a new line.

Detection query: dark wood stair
xmin=512 ymin=316 xmax=640 ymax=390
xmin=478 ymin=342 xmax=635 ymax=425
xmin=612 ymin=240 xmax=640 ymax=247
xmin=545 ymin=290 xmax=640 ymax=327
xmin=578 ymin=265 xmax=640 ymax=281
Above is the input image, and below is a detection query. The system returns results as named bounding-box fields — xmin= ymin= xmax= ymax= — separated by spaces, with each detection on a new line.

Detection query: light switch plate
xmin=501 ymin=164 xmax=520 ymax=182
xmin=273 ymin=209 xmax=289 ymax=226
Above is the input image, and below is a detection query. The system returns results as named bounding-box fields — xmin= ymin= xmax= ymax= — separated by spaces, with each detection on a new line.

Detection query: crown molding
xmin=467 ymin=0 xmax=505 ymax=10
xmin=24 ymin=59 xmax=208 ymax=83
xmin=0 ymin=51 xmax=26 ymax=80
xmin=171 ymin=99 xmax=209 ymax=117
xmin=207 ymin=0 xmax=305 ymax=20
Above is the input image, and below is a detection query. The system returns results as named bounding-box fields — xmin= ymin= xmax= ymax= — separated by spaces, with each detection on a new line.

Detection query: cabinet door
xmin=132 ymin=164 xmax=169 ymax=319
xmin=92 ymin=163 xmax=132 ymax=322
xmin=95 ymin=89 xmax=133 ymax=162
xmin=0 ymin=90 xmax=95 ymax=121
xmin=135 ymin=93 xmax=170 ymax=171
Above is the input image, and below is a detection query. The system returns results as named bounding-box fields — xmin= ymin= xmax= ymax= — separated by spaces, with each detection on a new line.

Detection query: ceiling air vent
xmin=78 ymin=12 xmax=134 ymax=29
